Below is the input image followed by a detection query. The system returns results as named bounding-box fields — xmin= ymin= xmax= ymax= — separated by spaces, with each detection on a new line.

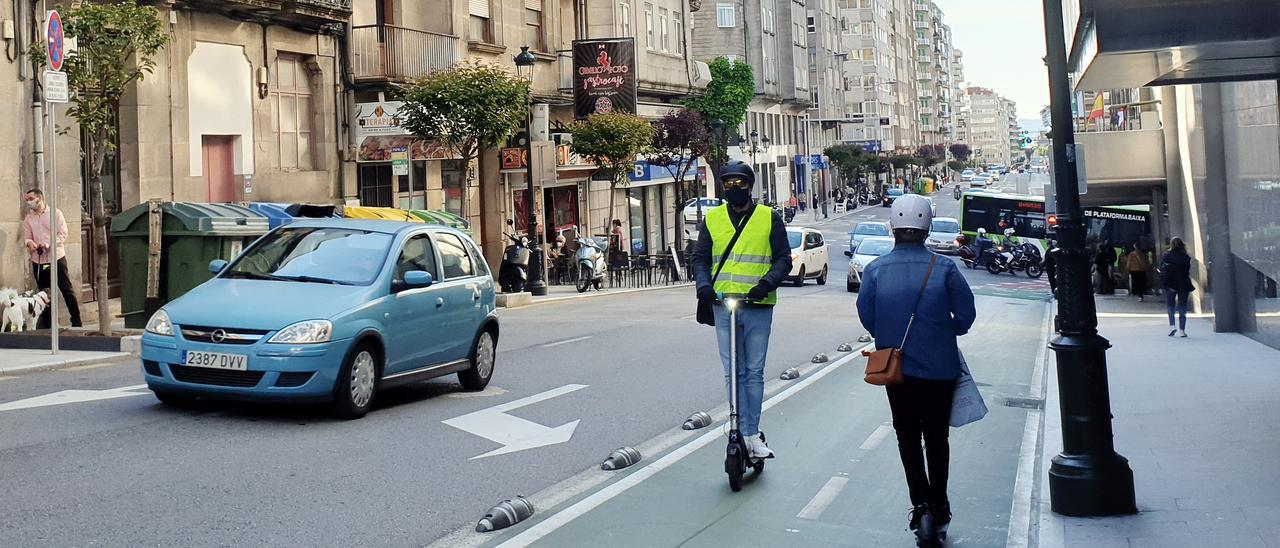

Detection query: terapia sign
xmin=572 ymin=38 xmax=637 ymax=119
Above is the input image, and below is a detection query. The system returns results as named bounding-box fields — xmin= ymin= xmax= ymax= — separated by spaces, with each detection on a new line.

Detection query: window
xmin=810 ymin=86 xmax=819 ymax=104
xmin=808 ymin=47 xmax=816 ymax=69
xmin=806 ymin=15 xmax=816 ymax=33
xmin=645 ymin=3 xmax=655 ymax=49
xmin=716 ymin=3 xmax=734 ymax=27
xmin=659 ymin=8 xmax=669 ymax=51
xmin=395 ymin=234 xmax=439 ymax=282
xmin=436 ymin=233 xmax=475 ymax=279
xmin=673 ymin=14 xmax=683 ymax=53
xmin=525 ymin=0 xmax=544 ymax=50
xmin=859 ymin=22 xmax=872 ymax=36
xmin=620 ymin=2 xmax=632 ymax=36
xmin=469 ymin=0 xmax=493 ymax=42
xmin=270 ymin=55 xmax=313 ymax=170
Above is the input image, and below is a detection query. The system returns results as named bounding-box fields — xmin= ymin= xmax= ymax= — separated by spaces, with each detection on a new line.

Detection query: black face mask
xmin=724 ymin=187 xmax=752 ymax=208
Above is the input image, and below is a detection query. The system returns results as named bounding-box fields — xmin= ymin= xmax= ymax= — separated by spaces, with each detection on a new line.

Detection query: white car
xmin=786 ymin=227 xmax=829 ymax=286
xmin=682 ymin=197 xmax=723 ymax=223
xmin=847 ymin=236 xmax=894 ymax=292
xmin=926 ymin=217 xmax=962 ymax=254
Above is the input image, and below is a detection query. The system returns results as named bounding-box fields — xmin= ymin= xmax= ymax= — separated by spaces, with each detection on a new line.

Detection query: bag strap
xmin=899 ymin=254 xmax=939 ymax=348
xmin=710 ymin=205 xmax=757 ymax=284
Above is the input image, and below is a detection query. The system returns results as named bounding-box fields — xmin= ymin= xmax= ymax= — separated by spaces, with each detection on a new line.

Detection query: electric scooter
xmin=722 ymin=295 xmax=770 ymax=492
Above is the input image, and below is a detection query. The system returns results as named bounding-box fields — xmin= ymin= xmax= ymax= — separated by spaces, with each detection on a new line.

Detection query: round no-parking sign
xmin=46 ymin=10 xmax=64 ymax=72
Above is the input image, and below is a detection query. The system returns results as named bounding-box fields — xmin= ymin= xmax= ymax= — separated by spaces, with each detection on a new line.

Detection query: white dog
xmin=8 ymin=291 xmax=50 ymax=332
xmin=0 ymin=288 xmax=21 ymax=332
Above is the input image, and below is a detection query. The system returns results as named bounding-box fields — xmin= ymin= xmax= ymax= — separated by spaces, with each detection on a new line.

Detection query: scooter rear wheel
xmin=986 ymin=261 xmax=1003 ymax=275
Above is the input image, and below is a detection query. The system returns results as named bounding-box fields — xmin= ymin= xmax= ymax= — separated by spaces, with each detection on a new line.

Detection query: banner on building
xmin=353 ymin=101 xmax=459 ymax=162
xmin=572 ymin=38 xmax=637 ymax=119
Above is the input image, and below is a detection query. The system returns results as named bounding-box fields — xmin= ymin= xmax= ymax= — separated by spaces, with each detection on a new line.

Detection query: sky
xmin=935 ymin=0 xmax=1050 ymax=129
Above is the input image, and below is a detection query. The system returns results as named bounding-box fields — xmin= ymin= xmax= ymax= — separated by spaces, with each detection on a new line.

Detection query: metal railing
xmin=351 ymin=25 xmax=458 ymax=82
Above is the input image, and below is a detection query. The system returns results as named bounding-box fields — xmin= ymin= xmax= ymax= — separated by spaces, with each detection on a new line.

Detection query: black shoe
xmin=931 ymin=502 xmax=951 ymax=528
xmin=908 ymin=504 xmax=930 ymax=531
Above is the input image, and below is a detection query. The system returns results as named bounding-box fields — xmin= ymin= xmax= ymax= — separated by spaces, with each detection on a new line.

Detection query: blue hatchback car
xmin=140 ymin=220 xmax=499 ymax=419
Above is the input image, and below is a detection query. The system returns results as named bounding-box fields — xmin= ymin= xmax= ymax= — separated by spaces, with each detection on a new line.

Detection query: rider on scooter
xmin=691 ymin=160 xmax=792 ymax=459
xmin=973 ymin=228 xmax=994 ymax=269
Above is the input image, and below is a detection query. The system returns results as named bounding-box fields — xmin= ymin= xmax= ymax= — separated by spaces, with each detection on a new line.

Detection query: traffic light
xmin=1047 ymin=214 xmax=1059 ymax=229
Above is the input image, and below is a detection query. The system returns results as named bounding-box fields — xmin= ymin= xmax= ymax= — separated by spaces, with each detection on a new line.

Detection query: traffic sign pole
xmin=46 ymin=10 xmax=65 ymax=353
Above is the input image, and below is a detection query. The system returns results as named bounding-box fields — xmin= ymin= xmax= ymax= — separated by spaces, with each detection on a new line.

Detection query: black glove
xmin=697 ymin=285 xmax=717 ymax=302
xmin=747 ymin=283 xmax=770 ymax=302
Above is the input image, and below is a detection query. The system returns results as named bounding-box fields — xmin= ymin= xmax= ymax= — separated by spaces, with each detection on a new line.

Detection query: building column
xmin=1199 ymin=83 xmax=1238 ymax=333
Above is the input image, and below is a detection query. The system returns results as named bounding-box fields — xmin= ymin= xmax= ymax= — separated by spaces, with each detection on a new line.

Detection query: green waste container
xmin=111 ymin=202 xmax=270 ymax=328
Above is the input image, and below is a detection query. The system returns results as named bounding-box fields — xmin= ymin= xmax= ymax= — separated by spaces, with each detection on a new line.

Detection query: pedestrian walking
xmin=1125 ymin=244 xmax=1151 ymax=302
xmin=608 ymin=219 xmax=627 ymax=268
xmin=1159 ymin=237 xmax=1195 ymax=337
xmin=1044 ymin=240 xmax=1060 ymax=297
xmin=1094 ymin=242 xmax=1117 ymax=294
xmin=21 ymin=188 xmax=83 ymax=328
xmin=692 ymin=160 xmax=792 ymax=459
xmin=856 ymin=194 xmax=976 ymax=543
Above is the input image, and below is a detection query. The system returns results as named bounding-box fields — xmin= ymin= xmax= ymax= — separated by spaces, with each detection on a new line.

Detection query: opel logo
xmin=211 ymin=329 xmax=228 ymax=343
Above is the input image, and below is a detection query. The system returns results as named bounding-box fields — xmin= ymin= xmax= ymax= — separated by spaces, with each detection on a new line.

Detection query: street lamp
xmin=738 ymin=129 xmax=771 ymax=202
xmin=514 ymin=46 xmax=547 ymax=296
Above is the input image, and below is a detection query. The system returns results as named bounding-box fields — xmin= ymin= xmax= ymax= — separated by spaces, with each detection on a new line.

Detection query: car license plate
xmin=182 ymin=350 xmax=248 ymax=371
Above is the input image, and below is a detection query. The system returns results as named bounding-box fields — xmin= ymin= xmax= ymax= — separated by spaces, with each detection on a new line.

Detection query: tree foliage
xmin=824 ymin=144 xmax=868 ymax=185
xmin=648 ymin=110 xmax=709 ymax=236
xmin=946 ymin=160 xmax=966 ymax=172
xmin=30 ymin=0 xmax=168 ymax=336
xmin=570 ymin=113 xmax=655 ymax=229
xmin=397 ymin=61 xmax=530 ymax=217
xmin=948 ymin=143 xmax=972 ymax=163
xmin=685 ymin=58 xmax=753 ymax=194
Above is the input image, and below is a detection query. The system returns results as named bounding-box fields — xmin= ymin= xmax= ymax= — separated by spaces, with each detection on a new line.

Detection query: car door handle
xmin=436 ymin=297 xmax=445 ymax=308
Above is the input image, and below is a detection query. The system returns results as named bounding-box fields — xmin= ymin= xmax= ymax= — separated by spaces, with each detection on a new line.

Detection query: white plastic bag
xmin=950 ymin=351 xmax=988 ymax=427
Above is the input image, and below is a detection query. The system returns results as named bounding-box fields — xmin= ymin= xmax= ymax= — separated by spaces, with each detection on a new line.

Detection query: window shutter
xmin=470 ymin=0 xmax=490 ymax=18
xmin=525 ymin=0 xmax=541 ymax=10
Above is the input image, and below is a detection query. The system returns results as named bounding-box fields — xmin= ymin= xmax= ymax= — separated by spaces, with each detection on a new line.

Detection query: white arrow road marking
xmin=443 ymin=384 xmax=588 ymax=460
xmin=0 ymin=384 xmax=149 ymax=412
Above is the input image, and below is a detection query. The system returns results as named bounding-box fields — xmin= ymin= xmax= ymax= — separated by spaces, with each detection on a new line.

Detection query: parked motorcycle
xmin=986 ymin=242 xmax=1044 ymax=278
xmin=953 ymin=185 xmax=962 ymax=200
xmin=575 ymin=231 xmax=607 ymax=293
xmin=499 ymin=219 xmax=531 ymax=293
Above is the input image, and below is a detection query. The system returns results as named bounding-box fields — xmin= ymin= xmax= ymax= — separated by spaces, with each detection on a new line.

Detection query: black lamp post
xmin=514 ymin=46 xmax=547 ymax=296
xmin=738 ymin=129 xmax=771 ymax=202
xmin=1041 ymin=0 xmax=1135 ymax=516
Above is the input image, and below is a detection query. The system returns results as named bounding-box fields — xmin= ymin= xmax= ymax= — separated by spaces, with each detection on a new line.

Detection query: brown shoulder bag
xmin=864 ymin=254 xmax=938 ymax=386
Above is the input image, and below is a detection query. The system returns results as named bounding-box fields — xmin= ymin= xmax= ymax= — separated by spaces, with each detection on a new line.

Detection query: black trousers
xmin=887 ymin=375 xmax=956 ymax=507
xmin=1129 ymin=271 xmax=1148 ymax=296
xmin=32 ymin=258 xmax=82 ymax=328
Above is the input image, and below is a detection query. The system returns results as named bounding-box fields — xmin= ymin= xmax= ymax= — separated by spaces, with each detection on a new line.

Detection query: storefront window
xmin=545 ymin=186 xmax=580 ymax=241
xmin=629 ymin=188 xmax=647 ymax=255
xmin=442 ymin=160 xmax=466 ymax=215
xmin=358 ymin=164 xmax=394 ymax=207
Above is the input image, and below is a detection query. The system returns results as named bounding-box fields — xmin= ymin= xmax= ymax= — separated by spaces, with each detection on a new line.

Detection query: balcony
xmin=1076 ymin=129 xmax=1167 ymax=202
xmin=183 ymin=0 xmax=352 ymax=29
xmin=914 ymin=19 xmax=929 ymax=29
xmin=352 ymin=25 xmax=458 ymax=83
xmin=916 ymin=71 xmax=933 ymax=81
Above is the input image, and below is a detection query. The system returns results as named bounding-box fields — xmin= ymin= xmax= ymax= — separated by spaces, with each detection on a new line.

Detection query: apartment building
xmin=965 ymin=86 xmax=1017 ymax=167
xmin=912 ymin=0 xmax=951 ymax=145
xmin=838 ymin=0 xmax=896 ymax=153
xmin=951 ymin=48 xmax=969 ymax=148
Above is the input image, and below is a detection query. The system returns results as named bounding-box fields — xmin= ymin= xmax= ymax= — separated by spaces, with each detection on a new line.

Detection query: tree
xmin=30 ymin=0 xmax=168 ymax=336
xmin=915 ymin=145 xmax=943 ymax=173
xmin=685 ymin=58 xmax=753 ymax=196
xmin=398 ymin=61 xmax=530 ymax=219
xmin=948 ymin=143 xmax=972 ymax=163
xmin=824 ymin=144 xmax=867 ymax=187
xmin=888 ymin=154 xmax=916 ymax=183
xmin=570 ymin=113 xmax=655 ymax=232
xmin=648 ymin=109 xmax=709 ymax=241
xmin=946 ymin=160 xmax=966 ymax=172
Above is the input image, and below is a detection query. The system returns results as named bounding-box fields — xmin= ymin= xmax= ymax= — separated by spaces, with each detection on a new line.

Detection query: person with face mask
xmin=691 ymin=160 xmax=792 ymax=459
xmin=21 ymin=188 xmax=82 ymax=328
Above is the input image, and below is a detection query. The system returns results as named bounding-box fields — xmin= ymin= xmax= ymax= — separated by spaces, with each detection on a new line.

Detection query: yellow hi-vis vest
xmin=707 ymin=204 xmax=777 ymax=305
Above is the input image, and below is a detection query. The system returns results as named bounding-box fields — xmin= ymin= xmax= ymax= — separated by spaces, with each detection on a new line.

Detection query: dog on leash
xmin=0 ymin=288 xmax=21 ymax=332
xmin=1 ymin=290 xmax=50 ymax=332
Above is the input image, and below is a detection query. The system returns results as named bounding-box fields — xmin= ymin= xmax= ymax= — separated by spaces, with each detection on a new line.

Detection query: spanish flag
xmin=1086 ymin=92 xmax=1105 ymax=122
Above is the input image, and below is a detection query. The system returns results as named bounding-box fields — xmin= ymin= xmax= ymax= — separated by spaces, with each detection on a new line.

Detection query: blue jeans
xmin=1166 ymin=290 xmax=1190 ymax=330
xmin=713 ymin=303 xmax=773 ymax=437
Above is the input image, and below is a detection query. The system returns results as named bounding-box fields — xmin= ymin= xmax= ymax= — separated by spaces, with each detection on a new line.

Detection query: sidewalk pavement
xmin=0 ymin=348 xmax=131 ymax=376
xmin=1035 ymin=297 xmax=1280 ymax=547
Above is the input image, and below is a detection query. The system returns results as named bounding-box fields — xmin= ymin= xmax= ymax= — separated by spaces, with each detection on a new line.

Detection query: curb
xmin=524 ymin=282 xmax=694 ymax=307
xmin=0 ymin=351 xmax=133 ymax=376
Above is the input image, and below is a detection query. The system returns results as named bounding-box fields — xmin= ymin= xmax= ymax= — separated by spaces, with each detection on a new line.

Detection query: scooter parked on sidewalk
xmin=721 ymin=294 xmax=770 ymax=492
xmin=499 ymin=219 xmax=531 ymax=293
xmin=574 ymin=230 xmax=607 ymax=293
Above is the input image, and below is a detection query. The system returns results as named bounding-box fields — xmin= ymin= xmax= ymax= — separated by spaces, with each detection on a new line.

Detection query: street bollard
xmin=476 ymin=496 xmax=535 ymax=532
xmin=779 ymin=367 xmax=800 ymax=380
xmin=857 ymin=334 xmax=872 ymax=343
xmin=682 ymin=411 xmax=713 ymax=430
xmin=837 ymin=343 xmax=854 ymax=352
xmin=811 ymin=353 xmax=829 ymax=364
xmin=601 ymin=446 xmax=643 ymax=470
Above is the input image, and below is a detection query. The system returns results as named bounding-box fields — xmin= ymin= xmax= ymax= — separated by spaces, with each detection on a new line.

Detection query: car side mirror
xmin=844 ymin=250 xmax=853 ymax=257
xmin=209 ymin=259 xmax=228 ymax=275
xmin=403 ymin=270 xmax=434 ymax=289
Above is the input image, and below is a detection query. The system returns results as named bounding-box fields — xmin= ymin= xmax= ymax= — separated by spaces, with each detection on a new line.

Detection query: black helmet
xmin=720 ymin=160 xmax=756 ymax=187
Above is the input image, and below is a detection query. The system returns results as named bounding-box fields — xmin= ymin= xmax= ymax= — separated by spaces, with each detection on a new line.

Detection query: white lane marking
xmin=0 ymin=384 xmax=150 ymax=413
xmin=494 ymin=343 xmax=874 ymax=548
xmin=541 ymin=336 xmax=592 ymax=348
xmin=442 ymin=384 xmax=588 ymax=460
xmin=857 ymin=424 xmax=894 ymax=451
xmin=796 ymin=476 xmax=850 ymax=520
xmin=1030 ymin=301 xmax=1051 ymax=401
xmin=1007 ymin=301 xmax=1055 ymax=548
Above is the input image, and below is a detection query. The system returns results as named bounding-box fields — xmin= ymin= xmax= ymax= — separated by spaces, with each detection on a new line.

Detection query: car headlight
xmin=268 ymin=320 xmax=333 ymax=344
xmin=851 ymin=260 xmax=863 ymax=270
xmin=145 ymin=309 xmax=173 ymax=336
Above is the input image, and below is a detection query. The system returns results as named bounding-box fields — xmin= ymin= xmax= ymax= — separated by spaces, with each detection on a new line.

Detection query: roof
xmin=283 ymin=218 xmax=455 ymax=236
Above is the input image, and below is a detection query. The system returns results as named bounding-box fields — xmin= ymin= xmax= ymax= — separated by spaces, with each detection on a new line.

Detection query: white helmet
xmin=977 ymin=228 xmax=987 ymax=235
xmin=1004 ymin=228 xmax=1016 ymax=238
xmin=890 ymin=194 xmax=934 ymax=230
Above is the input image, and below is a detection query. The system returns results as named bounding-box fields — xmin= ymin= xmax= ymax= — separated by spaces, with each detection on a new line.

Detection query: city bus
xmin=958 ymin=191 xmax=1151 ymax=252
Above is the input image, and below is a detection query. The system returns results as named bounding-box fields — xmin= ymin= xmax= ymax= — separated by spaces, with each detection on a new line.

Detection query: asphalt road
xmin=0 ymin=187 xmax=1050 ymax=547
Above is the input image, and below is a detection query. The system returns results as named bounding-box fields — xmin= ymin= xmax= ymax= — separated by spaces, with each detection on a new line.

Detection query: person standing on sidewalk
xmin=856 ymin=194 xmax=976 ymax=538
xmin=1160 ymin=237 xmax=1195 ymax=337
xmin=21 ymin=188 xmax=82 ymax=328
xmin=1125 ymin=244 xmax=1151 ymax=302
xmin=691 ymin=160 xmax=791 ymax=459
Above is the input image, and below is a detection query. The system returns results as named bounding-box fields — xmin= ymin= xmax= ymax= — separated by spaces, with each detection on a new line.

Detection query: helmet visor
xmin=723 ymin=177 xmax=752 ymax=190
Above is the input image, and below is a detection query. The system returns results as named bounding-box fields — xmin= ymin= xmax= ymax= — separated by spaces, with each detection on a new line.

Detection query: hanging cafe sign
xmin=572 ymin=38 xmax=637 ymax=119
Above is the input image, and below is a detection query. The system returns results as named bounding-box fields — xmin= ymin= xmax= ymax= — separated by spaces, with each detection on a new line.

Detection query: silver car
xmin=926 ymin=217 xmax=962 ymax=254
xmin=847 ymin=236 xmax=894 ymax=292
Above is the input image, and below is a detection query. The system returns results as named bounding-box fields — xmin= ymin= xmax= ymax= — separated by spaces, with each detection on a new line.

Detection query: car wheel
xmin=794 ymin=266 xmax=806 ymax=287
xmin=153 ymin=391 xmax=196 ymax=407
xmin=847 ymin=281 xmax=856 ymax=292
xmin=458 ymin=329 xmax=496 ymax=390
xmin=331 ymin=342 xmax=379 ymax=420
xmin=817 ymin=266 xmax=828 ymax=285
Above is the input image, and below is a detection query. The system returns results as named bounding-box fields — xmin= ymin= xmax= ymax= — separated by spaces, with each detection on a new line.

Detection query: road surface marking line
xmin=857 ymin=424 xmax=894 ymax=451
xmin=796 ymin=476 xmax=849 ymax=520
xmin=493 ymin=343 xmax=873 ymax=548
xmin=1007 ymin=301 xmax=1054 ymax=548
xmin=1030 ymin=301 xmax=1051 ymax=401
xmin=541 ymin=336 xmax=592 ymax=348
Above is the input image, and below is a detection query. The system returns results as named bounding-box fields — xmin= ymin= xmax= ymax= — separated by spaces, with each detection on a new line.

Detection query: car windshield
xmin=931 ymin=220 xmax=960 ymax=233
xmin=856 ymin=239 xmax=894 ymax=256
xmin=887 ymin=189 xmax=904 ymax=196
xmin=854 ymin=223 xmax=889 ymax=236
xmin=787 ymin=231 xmax=805 ymax=249
xmin=224 ymin=227 xmax=392 ymax=285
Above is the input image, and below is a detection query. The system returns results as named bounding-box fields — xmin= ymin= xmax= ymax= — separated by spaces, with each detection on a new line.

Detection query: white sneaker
xmin=746 ymin=433 xmax=774 ymax=458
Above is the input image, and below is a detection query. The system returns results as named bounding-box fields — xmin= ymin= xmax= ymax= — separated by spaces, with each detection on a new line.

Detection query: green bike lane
xmin=465 ymin=295 xmax=1051 ymax=548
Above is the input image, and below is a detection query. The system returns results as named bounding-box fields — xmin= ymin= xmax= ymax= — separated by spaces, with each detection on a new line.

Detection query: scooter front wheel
xmin=576 ymin=266 xmax=592 ymax=293
xmin=727 ymin=453 xmax=744 ymax=492
xmin=986 ymin=261 xmax=1003 ymax=275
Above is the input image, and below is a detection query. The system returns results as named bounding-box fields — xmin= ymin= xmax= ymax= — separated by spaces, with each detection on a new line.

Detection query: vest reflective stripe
xmin=707 ymin=204 xmax=777 ymax=305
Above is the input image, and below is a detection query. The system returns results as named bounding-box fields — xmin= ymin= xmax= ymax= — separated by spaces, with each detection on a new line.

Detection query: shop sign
xmin=572 ymin=38 xmax=637 ymax=119
xmin=391 ymin=146 xmax=409 ymax=175
xmin=501 ymin=145 xmax=595 ymax=170
xmin=354 ymin=101 xmax=459 ymax=162
xmin=628 ymin=157 xmax=699 ymax=183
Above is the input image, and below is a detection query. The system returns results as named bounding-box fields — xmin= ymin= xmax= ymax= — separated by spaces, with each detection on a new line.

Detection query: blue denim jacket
xmin=856 ymin=243 xmax=976 ymax=380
